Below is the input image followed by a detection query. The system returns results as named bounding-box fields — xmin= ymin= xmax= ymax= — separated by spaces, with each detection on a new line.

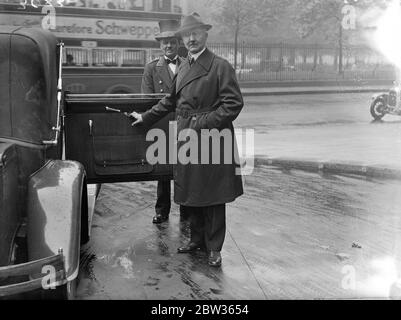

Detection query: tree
xmin=210 ymin=0 xmax=288 ymax=71
xmin=292 ymin=0 xmax=391 ymax=75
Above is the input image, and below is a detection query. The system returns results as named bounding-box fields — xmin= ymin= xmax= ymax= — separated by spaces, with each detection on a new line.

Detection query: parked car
xmin=0 ymin=26 xmax=92 ymax=299
xmin=0 ymin=26 xmax=171 ymax=299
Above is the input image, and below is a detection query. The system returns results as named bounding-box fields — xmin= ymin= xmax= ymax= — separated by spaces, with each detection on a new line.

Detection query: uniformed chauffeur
xmin=141 ymin=19 xmax=186 ymax=224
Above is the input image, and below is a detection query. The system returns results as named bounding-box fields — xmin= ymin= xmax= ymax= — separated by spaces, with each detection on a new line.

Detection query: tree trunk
xmin=313 ymin=44 xmax=318 ymax=71
xmin=239 ymin=41 xmax=246 ymax=81
xmin=339 ymin=24 xmax=343 ymax=76
xmin=234 ymin=26 xmax=239 ymax=72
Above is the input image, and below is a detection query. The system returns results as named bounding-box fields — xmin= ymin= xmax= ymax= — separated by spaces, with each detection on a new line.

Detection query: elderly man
xmin=141 ymin=19 xmax=184 ymax=224
xmin=131 ymin=13 xmax=244 ymax=267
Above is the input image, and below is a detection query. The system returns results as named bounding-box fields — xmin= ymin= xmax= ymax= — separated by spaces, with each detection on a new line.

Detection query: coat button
xmin=159 ymin=80 xmax=163 ymax=84
xmin=160 ymin=89 xmax=164 ymax=93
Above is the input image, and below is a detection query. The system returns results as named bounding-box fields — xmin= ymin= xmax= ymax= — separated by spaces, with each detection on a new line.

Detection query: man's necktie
xmin=188 ymin=55 xmax=195 ymax=66
xmin=166 ymin=58 xmax=177 ymax=65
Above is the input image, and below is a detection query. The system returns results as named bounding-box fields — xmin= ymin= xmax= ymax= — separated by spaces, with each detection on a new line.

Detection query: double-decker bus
xmin=0 ymin=0 xmax=185 ymax=93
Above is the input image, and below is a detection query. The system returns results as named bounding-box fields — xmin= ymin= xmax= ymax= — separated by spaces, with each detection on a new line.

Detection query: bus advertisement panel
xmin=0 ymin=0 xmax=183 ymax=93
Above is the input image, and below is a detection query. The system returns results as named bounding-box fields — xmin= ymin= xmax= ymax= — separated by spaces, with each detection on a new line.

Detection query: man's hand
xmin=128 ymin=111 xmax=143 ymax=126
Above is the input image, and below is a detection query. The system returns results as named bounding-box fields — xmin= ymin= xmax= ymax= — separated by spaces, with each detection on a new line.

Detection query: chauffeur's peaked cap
xmin=155 ymin=19 xmax=181 ymax=40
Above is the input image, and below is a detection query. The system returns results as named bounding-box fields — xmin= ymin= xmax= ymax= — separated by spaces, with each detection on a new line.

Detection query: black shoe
xmin=177 ymin=242 xmax=204 ymax=253
xmin=152 ymin=213 xmax=168 ymax=224
xmin=208 ymin=251 xmax=222 ymax=267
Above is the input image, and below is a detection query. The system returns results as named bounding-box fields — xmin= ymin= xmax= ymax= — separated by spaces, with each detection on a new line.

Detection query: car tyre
xmin=41 ymin=278 xmax=77 ymax=300
xmin=370 ymin=97 xmax=386 ymax=120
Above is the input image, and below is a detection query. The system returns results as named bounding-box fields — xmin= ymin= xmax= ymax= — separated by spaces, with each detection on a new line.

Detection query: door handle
xmin=89 ymin=120 xmax=93 ymax=136
xmin=43 ymin=42 xmax=64 ymax=146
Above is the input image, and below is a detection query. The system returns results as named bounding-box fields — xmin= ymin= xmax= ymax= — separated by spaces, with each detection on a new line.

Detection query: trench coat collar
xmin=155 ymin=56 xmax=177 ymax=89
xmin=176 ymin=48 xmax=215 ymax=93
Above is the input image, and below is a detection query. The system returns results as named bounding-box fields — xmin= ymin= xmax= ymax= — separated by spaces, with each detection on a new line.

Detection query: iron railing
xmin=208 ymin=42 xmax=395 ymax=82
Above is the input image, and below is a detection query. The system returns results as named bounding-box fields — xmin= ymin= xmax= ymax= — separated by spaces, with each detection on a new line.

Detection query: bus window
xmin=64 ymin=47 xmax=89 ymax=67
xmin=88 ymin=0 xmax=145 ymax=10
xmin=152 ymin=0 xmax=171 ymax=12
xmin=122 ymin=49 xmax=146 ymax=67
xmin=63 ymin=0 xmax=86 ymax=7
xmin=93 ymin=48 xmax=119 ymax=67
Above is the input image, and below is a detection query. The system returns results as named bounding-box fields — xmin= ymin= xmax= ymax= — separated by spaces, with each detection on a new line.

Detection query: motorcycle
xmin=370 ymin=83 xmax=401 ymax=120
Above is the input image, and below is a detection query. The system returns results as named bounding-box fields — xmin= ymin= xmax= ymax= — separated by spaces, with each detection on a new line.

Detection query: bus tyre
xmin=63 ymin=279 xmax=78 ymax=300
xmin=105 ymin=84 xmax=133 ymax=94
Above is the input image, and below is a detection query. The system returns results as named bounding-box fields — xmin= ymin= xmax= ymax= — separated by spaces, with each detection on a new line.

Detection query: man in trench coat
xmin=130 ymin=12 xmax=244 ymax=267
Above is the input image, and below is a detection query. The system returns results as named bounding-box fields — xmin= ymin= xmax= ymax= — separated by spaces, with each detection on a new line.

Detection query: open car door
xmin=64 ymin=93 xmax=174 ymax=184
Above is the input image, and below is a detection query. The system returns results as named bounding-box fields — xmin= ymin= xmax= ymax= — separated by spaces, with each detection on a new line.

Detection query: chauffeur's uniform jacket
xmin=141 ymin=55 xmax=183 ymax=95
xmin=140 ymin=55 xmax=183 ymax=215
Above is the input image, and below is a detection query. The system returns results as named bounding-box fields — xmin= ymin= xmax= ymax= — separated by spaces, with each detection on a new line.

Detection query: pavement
xmin=255 ymin=157 xmax=401 ymax=180
xmin=249 ymin=120 xmax=401 ymax=179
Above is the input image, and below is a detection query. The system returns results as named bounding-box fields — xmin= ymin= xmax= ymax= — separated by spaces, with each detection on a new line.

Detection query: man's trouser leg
xmin=202 ymin=204 xmax=226 ymax=252
xmin=155 ymin=180 xmax=171 ymax=217
xmin=189 ymin=206 xmax=205 ymax=246
xmin=179 ymin=205 xmax=190 ymax=220
xmin=188 ymin=204 xmax=226 ymax=251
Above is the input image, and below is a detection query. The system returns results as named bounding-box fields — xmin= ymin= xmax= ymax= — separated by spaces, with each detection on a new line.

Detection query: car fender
xmin=26 ymin=160 xmax=87 ymax=284
xmin=371 ymin=93 xmax=388 ymax=103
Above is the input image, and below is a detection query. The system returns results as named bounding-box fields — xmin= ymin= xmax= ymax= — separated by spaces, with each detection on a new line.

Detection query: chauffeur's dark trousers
xmin=155 ymin=180 xmax=171 ymax=217
xmin=184 ymin=204 xmax=226 ymax=252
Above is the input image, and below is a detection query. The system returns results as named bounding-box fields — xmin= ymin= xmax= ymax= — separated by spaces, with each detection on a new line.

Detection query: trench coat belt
xmin=175 ymin=109 xmax=209 ymax=119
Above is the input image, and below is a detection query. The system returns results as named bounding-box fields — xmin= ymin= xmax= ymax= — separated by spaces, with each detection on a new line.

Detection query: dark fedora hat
xmin=155 ymin=19 xmax=181 ymax=40
xmin=177 ymin=12 xmax=212 ymax=34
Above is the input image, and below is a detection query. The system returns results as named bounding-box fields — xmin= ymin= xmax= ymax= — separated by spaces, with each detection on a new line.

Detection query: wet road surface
xmin=238 ymin=93 xmax=401 ymax=168
xmin=77 ymin=166 xmax=401 ymax=299
xmin=76 ymin=93 xmax=401 ymax=299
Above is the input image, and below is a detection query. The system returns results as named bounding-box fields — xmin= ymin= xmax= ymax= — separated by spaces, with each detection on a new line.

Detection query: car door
xmin=64 ymin=93 xmax=174 ymax=184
